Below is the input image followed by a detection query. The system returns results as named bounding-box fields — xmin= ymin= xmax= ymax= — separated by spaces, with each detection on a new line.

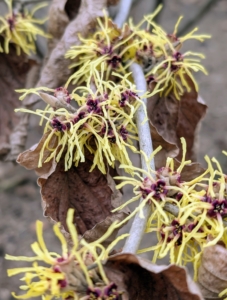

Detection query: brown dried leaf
xmin=17 ymin=134 xmax=129 ymax=241
xmin=148 ymin=77 xmax=207 ymax=169
xmin=175 ymin=159 xmax=206 ymax=182
xmin=105 ymin=253 xmax=203 ymax=300
xmin=0 ymin=43 xmax=34 ymax=159
xmin=38 ymin=153 xmax=129 ymax=237
xmin=16 ymin=131 xmax=59 ymax=177
xmin=149 ymin=123 xmax=179 ymax=169
xmin=47 ymin=0 xmax=81 ymax=52
xmin=198 ymin=244 xmax=227 ymax=299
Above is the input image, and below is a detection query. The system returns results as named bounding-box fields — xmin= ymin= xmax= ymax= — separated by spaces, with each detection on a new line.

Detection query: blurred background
xmin=0 ymin=0 xmax=227 ymax=299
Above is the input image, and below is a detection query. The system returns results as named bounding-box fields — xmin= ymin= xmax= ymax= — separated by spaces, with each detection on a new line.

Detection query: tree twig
xmin=153 ymin=0 xmax=165 ymax=23
xmin=122 ymin=63 xmax=155 ymax=253
xmin=114 ymin=0 xmax=133 ymax=28
xmin=178 ymin=0 xmax=218 ymax=36
xmin=114 ymin=0 xmax=156 ymax=254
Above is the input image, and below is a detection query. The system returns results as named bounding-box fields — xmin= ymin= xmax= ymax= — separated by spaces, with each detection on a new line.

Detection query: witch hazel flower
xmin=112 ymin=138 xmax=202 ymax=225
xmin=64 ymin=7 xmax=183 ymax=89
xmin=6 ymin=209 xmax=125 ymax=300
xmin=15 ymin=72 xmax=155 ymax=174
xmin=139 ymin=155 xmax=227 ymax=279
xmin=138 ymin=10 xmax=211 ymax=99
xmin=0 ymin=0 xmax=50 ymax=55
xmin=138 ymin=210 xmax=207 ymax=279
xmin=195 ymin=157 xmax=227 ymax=246
xmin=65 ymin=12 xmax=137 ymax=85
xmin=54 ymin=87 xmax=72 ymax=104
xmin=147 ymin=46 xmax=208 ymax=100
xmin=177 ymin=155 xmax=227 ymax=246
xmin=84 ymin=283 xmax=122 ymax=300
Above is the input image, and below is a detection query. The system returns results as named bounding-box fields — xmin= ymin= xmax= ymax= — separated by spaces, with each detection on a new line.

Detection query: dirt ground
xmin=0 ymin=0 xmax=227 ymax=299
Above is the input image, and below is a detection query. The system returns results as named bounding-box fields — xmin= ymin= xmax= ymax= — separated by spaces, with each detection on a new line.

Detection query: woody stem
xmin=114 ymin=0 xmax=133 ymax=28
xmin=113 ymin=0 xmax=156 ymax=254
xmin=122 ymin=63 xmax=155 ymax=253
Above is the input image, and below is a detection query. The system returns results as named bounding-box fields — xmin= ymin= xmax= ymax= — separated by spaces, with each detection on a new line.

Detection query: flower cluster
xmin=0 ymin=0 xmax=50 ymax=55
xmin=142 ymin=15 xmax=210 ymax=99
xmin=65 ymin=14 xmax=137 ymax=86
xmin=65 ymin=8 xmax=209 ymax=99
xmin=6 ymin=209 xmax=125 ymax=300
xmin=16 ymin=72 xmax=153 ymax=174
xmin=113 ymin=138 xmax=227 ymax=278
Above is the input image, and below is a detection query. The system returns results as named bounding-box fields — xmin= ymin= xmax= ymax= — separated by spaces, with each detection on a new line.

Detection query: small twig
xmin=0 ymin=172 xmax=31 ymax=191
xmin=114 ymin=0 xmax=155 ymax=254
xmin=87 ymin=263 xmax=97 ymax=271
xmin=178 ymin=0 xmax=218 ymax=36
xmin=122 ymin=63 xmax=155 ymax=254
xmin=39 ymin=92 xmax=77 ymax=113
xmin=114 ymin=0 xmax=133 ymax=28
xmin=163 ymin=202 xmax=178 ymax=217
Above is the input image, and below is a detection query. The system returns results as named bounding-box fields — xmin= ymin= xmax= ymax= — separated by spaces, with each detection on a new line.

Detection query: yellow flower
xmin=6 ymin=209 xmax=127 ymax=300
xmin=65 ymin=11 xmax=137 ymax=86
xmin=0 ymin=0 xmax=50 ymax=55
xmin=136 ymin=153 xmax=227 ymax=280
xmin=139 ymin=212 xmax=205 ymax=274
xmin=112 ymin=138 xmax=201 ymax=217
xmin=112 ymin=138 xmax=227 ymax=279
xmin=16 ymin=72 xmax=155 ymax=174
xmin=143 ymin=18 xmax=210 ymax=99
xmin=65 ymin=5 xmax=209 ymax=100
xmin=65 ymin=7 xmax=169 ymax=86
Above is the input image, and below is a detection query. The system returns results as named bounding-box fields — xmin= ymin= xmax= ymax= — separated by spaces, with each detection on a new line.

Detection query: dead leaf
xmin=82 ymin=180 xmax=126 ymax=245
xmin=38 ymin=152 xmax=129 ymax=237
xmin=104 ymin=253 xmax=203 ymax=300
xmin=17 ymin=134 xmax=129 ymax=240
xmin=148 ymin=77 xmax=207 ymax=169
xmin=198 ymin=244 xmax=227 ymax=299
xmin=47 ymin=0 xmax=82 ymax=52
xmin=150 ymin=123 xmax=179 ymax=169
xmin=16 ymin=131 xmax=59 ymax=177
xmin=0 ymin=41 xmax=34 ymax=159
xmin=175 ymin=160 xmax=206 ymax=182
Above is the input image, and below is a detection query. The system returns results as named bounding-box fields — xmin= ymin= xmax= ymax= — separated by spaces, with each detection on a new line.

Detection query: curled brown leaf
xmin=0 ymin=42 xmax=35 ymax=160
xmin=16 ymin=131 xmax=59 ymax=176
xmin=17 ymin=134 xmax=129 ymax=242
xmin=104 ymin=253 xmax=203 ymax=300
xmin=38 ymin=153 xmax=129 ymax=237
xmin=198 ymin=244 xmax=227 ymax=299
xmin=175 ymin=159 xmax=206 ymax=182
xmin=148 ymin=77 xmax=207 ymax=169
xmin=47 ymin=0 xmax=82 ymax=52
xmin=150 ymin=124 xmax=179 ymax=169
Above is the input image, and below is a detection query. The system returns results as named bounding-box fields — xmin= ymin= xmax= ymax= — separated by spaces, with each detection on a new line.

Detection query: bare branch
xmin=122 ymin=63 xmax=155 ymax=254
